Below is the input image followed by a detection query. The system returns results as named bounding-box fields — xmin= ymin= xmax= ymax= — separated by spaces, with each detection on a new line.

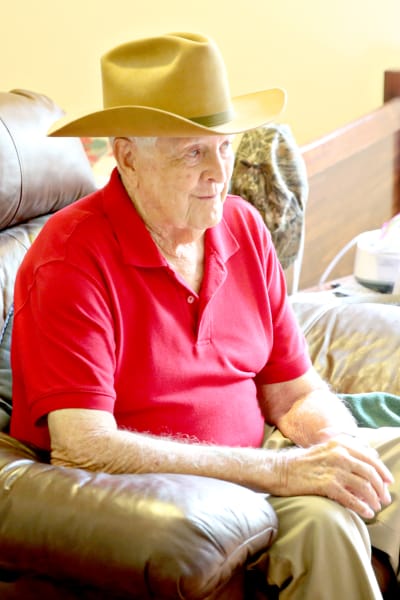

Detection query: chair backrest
xmin=0 ymin=89 xmax=96 ymax=430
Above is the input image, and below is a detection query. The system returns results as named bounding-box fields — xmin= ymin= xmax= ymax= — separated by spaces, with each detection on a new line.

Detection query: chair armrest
xmin=0 ymin=433 xmax=277 ymax=599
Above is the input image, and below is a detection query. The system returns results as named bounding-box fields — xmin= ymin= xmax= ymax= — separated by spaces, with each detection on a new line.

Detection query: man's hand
xmin=271 ymin=435 xmax=393 ymax=519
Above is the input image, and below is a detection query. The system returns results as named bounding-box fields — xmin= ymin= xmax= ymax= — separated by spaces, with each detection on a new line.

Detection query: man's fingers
xmin=328 ymin=479 xmax=377 ymax=520
xmin=335 ymin=434 xmax=394 ymax=484
xmin=280 ymin=442 xmax=393 ymax=519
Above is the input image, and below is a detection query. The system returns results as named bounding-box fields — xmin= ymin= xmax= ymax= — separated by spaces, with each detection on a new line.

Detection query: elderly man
xmin=10 ymin=32 xmax=400 ymax=599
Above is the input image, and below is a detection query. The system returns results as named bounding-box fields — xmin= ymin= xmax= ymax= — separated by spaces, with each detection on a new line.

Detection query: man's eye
xmin=220 ymin=140 xmax=233 ymax=154
xmin=187 ymin=148 xmax=201 ymax=158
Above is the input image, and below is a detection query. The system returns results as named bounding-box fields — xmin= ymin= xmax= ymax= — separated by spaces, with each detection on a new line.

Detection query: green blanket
xmin=341 ymin=393 xmax=400 ymax=429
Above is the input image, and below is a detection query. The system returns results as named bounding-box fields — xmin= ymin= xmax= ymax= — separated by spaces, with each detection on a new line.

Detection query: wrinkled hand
xmin=273 ymin=435 xmax=393 ymax=519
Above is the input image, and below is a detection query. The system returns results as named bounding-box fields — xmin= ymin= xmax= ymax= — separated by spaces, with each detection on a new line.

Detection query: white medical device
xmin=354 ymin=226 xmax=400 ymax=293
xmin=319 ymin=213 xmax=400 ymax=294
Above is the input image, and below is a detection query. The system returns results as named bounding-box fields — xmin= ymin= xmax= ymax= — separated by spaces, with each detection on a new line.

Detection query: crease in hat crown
xmin=102 ymin=33 xmax=235 ymax=126
xmin=48 ymin=32 xmax=287 ymax=137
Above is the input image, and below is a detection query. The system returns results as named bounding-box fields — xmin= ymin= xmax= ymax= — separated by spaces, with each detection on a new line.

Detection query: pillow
xmin=80 ymin=136 xmax=112 ymax=165
xmin=81 ymin=136 xmax=116 ymax=187
xmin=231 ymin=124 xmax=308 ymax=270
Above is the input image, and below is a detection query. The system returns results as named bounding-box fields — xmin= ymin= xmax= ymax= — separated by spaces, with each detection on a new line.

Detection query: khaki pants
xmin=262 ymin=427 xmax=400 ymax=600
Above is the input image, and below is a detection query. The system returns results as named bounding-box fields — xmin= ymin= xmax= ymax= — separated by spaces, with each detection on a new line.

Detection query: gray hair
xmin=110 ymin=136 xmax=157 ymax=149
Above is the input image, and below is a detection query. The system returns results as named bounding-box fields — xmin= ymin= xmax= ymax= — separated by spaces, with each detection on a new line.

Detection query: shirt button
xmin=187 ymin=295 xmax=195 ymax=304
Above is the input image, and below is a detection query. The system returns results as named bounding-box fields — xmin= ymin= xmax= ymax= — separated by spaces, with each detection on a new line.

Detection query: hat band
xmin=190 ymin=108 xmax=235 ymax=128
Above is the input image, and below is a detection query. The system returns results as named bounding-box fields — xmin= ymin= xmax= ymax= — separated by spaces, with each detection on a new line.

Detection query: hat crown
xmin=101 ymin=33 xmax=233 ymax=123
xmin=48 ymin=32 xmax=286 ymax=138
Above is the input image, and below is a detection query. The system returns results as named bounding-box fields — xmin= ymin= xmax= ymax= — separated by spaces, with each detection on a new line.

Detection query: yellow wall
xmin=2 ymin=0 xmax=400 ymax=144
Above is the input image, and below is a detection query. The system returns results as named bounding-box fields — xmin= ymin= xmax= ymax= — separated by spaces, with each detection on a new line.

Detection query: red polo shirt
xmin=10 ymin=169 xmax=311 ymax=451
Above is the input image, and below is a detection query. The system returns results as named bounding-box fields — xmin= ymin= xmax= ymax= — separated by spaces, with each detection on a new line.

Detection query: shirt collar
xmin=102 ymin=168 xmax=239 ymax=267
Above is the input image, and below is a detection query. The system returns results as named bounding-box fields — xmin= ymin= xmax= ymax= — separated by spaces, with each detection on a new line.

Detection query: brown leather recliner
xmin=0 ymin=90 xmax=278 ymax=600
xmin=1 ymin=89 xmax=400 ymax=600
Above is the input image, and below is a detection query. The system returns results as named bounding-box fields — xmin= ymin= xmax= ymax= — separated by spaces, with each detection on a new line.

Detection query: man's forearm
xmin=276 ymin=389 xmax=359 ymax=447
xmin=48 ymin=408 xmax=392 ymax=518
xmin=49 ymin=409 xmax=283 ymax=493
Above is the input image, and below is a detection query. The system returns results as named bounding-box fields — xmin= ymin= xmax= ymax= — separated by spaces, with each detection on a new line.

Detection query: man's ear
xmin=112 ymin=138 xmax=136 ymax=175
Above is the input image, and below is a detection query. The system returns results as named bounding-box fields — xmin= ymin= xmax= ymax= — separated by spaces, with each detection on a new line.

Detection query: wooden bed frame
xmin=296 ymin=70 xmax=400 ymax=290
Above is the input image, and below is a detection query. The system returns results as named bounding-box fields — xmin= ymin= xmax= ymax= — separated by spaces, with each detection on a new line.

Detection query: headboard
xmin=296 ymin=70 xmax=400 ymax=290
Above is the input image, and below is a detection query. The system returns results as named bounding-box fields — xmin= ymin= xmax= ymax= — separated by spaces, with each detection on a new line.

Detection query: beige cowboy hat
xmin=49 ymin=32 xmax=286 ymax=137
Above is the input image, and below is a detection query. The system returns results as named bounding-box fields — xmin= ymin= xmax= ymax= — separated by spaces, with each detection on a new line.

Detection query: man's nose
xmin=204 ymin=152 xmax=228 ymax=182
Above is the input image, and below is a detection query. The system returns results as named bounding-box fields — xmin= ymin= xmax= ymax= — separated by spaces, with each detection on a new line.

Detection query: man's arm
xmin=48 ymin=402 xmax=392 ymax=520
xmin=258 ymin=366 xmax=359 ymax=446
xmin=49 ymin=408 xmax=282 ymax=486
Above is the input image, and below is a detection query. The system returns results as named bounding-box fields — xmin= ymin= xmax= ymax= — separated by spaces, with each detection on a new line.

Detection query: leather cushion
xmin=292 ymin=298 xmax=400 ymax=395
xmin=0 ymin=89 xmax=96 ymax=229
xmin=0 ymin=434 xmax=278 ymax=599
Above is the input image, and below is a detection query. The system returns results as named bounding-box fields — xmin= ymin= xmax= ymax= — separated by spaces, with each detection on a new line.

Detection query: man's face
xmin=126 ymin=135 xmax=235 ymax=234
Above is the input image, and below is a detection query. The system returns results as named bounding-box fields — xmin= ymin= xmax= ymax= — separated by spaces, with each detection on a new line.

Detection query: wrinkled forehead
xmin=155 ymin=134 xmax=236 ymax=150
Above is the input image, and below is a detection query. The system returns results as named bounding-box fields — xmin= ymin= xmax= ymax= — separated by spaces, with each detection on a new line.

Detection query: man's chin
xmin=206 ymin=206 xmax=224 ymax=228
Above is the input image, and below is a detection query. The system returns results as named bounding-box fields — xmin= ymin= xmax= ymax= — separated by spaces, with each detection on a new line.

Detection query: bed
xmin=297 ymin=69 xmax=400 ymax=290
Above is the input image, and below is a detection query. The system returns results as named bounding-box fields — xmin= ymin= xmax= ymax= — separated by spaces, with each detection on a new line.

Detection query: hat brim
xmin=48 ymin=88 xmax=286 ymax=137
